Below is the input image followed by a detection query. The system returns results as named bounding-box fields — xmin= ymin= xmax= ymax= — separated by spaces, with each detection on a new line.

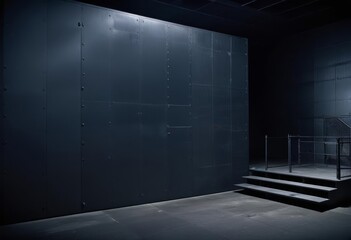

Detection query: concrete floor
xmin=1 ymin=191 xmax=351 ymax=240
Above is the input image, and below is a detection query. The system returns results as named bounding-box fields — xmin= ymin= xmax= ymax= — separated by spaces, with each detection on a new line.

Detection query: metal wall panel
xmin=191 ymin=28 xmax=213 ymax=172
xmin=46 ymin=0 xmax=81 ymax=217
xmin=192 ymin=29 xmax=212 ymax=49
xmin=232 ymin=131 xmax=249 ymax=183
xmin=214 ymin=33 xmax=231 ymax=52
xmin=213 ymin=33 xmax=231 ymax=87
xmin=213 ymin=128 xmax=231 ymax=165
xmin=192 ymin=85 xmax=213 ymax=167
xmin=213 ymin=51 xmax=231 ymax=86
xmin=141 ymin=105 xmax=168 ymax=202
xmin=336 ymin=62 xmax=351 ymax=79
xmin=81 ymin=102 xmax=112 ymax=211
xmin=213 ymin=87 xmax=231 ymax=127
xmin=215 ymin=165 xmax=232 ymax=191
xmin=81 ymin=5 xmax=113 ymax=211
xmin=232 ymin=37 xmax=248 ymax=90
xmin=0 ymin=0 xmax=3 ymax=224
xmin=194 ymin=167 xmax=216 ymax=195
xmin=2 ymin=0 xmax=46 ymax=223
xmin=141 ymin=19 xmax=167 ymax=104
xmin=314 ymin=80 xmax=335 ymax=102
xmin=82 ymin=6 xmax=112 ymax=102
xmin=192 ymin=84 xmax=215 ymax=194
xmin=336 ymin=78 xmax=351 ymax=100
xmin=315 ymin=66 xmax=335 ymax=82
xmin=167 ymin=105 xmax=191 ymax=127
xmin=213 ymin=87 xmax=231 ymax=166
xmin=192 ymin=48 xmax=212 ymax=85
xmin=232 ymin=37 xmax=248 ymax=54
xmin=335 ymin=100 xmax=351 ymax=116
xmin=314 ymin=101 xmax=335 ymax=117
xmin=167 ymin=128 xmax=193 ymax=198
xmin=110 ymin=12 xmax=140 ymax=103
xmin=213 ymin=34 xmax=232 ymax=189
xmin=111 ymin=103 xmax=141 ymax=207
xmin=167 ymin=25 xmax=190 ymax=105
xmin=232 ymin=89 xmax=248 ymax=131
xmin=232 ymin=54 xmax=248 ymax=90
xmin=1 ymin=0 xmax=248 ymax=224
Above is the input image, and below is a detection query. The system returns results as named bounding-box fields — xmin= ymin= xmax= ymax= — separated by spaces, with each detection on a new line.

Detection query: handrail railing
xmin=265 ymin=135 xmax=351 ymax=180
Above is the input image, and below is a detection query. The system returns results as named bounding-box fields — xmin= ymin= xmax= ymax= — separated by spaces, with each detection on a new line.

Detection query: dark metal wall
xmin=1 ymin=0 xmax=248 ymax=224
xmin=250 ymin=19 xmax=351 ymax=160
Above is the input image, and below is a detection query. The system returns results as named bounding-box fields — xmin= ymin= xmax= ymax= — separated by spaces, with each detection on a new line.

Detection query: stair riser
xmin=250 ymin=170 xmax=337 ymax=188
xmin=246 ymin=179 xmax=332 ymax=198
xmin=240 ymin=189 xmax=332 ymax=211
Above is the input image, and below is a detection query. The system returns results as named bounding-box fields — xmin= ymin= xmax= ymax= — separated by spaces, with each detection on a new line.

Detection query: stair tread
xmin=243 ymin=176 xmax=336 ymax=191
xmin=235 ymin=183 xmax=329 ymax=203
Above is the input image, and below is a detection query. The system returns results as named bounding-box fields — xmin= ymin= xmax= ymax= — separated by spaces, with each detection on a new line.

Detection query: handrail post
xmin=288 ymin=134 xmax=292 ymax=173
xmin=297 ymin=136 xmax=301 ymax=165
xmin=265 ymin=135 xmax=268 ymax=170
xmin=337 ymin=138 xmax=341 ymax=180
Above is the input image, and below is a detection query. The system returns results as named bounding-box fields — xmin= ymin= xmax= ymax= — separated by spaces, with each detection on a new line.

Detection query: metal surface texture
xmin=3 ymin=0 xmax=47 ymax=223
xmin=81 ymin=102 xmax=113 ymax=211
xmin=82 ymin=6 xmax=112 ymax=102
xmin=46 ymin=0 xmax=82 ymax=217
xmin=141 ymin=105 xmax=168 ymax=202
xmin=0 ymin=0 xmax=3 ymax=224
xmin=1 ymin=0 xmax=248 ymax=224
xmin=141 ymin=19 xmax=167 ymax=104
xmin=111 ymin=103 xmax=141 ymax=207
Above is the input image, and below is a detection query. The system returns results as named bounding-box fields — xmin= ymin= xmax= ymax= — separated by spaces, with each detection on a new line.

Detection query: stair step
xmin=250 ymin=169 xmax=338 ymax=183
xmin=243 ymin=176 xmax=337 ymax=192
xmin=235 ymin=183 xmax=329 ymax=203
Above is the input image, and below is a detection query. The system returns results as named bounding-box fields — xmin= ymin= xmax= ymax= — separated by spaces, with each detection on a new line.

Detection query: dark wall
xmin=250 ymin=19 xmax=351 ymax=161
xmin=0 ymin=0 xmax=4 ymax=227
xmin=1 ymin=0 xmax=248 ymax=224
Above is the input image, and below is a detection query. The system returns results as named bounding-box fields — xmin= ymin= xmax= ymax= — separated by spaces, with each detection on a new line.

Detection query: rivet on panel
xmin=81 ymin=104 xmax=85 ymax=108
xmin=81 ymin=123 xmax=85 ymax=127
xmin=81 ymin=86 xmax=85 ymax=91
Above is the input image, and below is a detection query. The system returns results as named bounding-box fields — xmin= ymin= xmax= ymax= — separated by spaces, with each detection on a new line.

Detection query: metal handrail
xmin=265 ymin=135 xmax=351 ymax=180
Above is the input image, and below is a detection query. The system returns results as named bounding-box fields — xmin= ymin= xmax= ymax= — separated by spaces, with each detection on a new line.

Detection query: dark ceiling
xmin=79 ymin=0 xmax=351 ymax=44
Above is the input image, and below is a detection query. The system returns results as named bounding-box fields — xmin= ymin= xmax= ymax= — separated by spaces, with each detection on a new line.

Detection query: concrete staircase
xmin=235 ymin=169 xmax=351 ymax=210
